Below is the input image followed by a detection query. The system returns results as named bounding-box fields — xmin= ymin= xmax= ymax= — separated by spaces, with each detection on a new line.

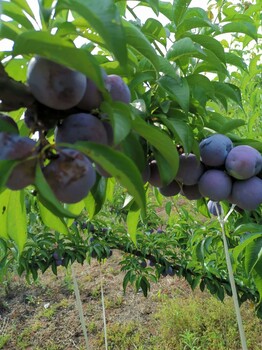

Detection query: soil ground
xmin=0 ymin=250 xmax=261 ymax=350
xmin=0 ymin=250 xmax=193 ymax=350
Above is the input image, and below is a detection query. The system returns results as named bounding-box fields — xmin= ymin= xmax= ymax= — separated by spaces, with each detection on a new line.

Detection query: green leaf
xmin=0 ymin=160 xmax=17 ymax=189
xmin=120 ymin=132 xmax=146 ymax=173
xmin=196 ymin=198 xmax=210 ymax=218
xmin=0 ymin=189 xmax=11 ymax=239
xmin=244 ymin=238 xmax=262 ymax=275
xmin=84 ymin=176 xmax=107 ymax=218
xmin=10 ymin=0 xmax=35 ymax=18
xmin=212 ymin=82 xmax=243 ymax=109
xmin=167 ymin=37 xmax=205 ymax=61
xmin=225 ymin=53 xmax=248 ymax=71
xmin=1 ymin=1 xmax=35 ymax=30
xmin=35 ymin=163 xmax=78 ymax=219
xmin=141 ymin=18 xmax=166 ymax=45
xmin=38 ymin=201 xmax=69 ymax=235
xmin=101 ymin=102 xmax=132 ymax=145
xmin=0 ymin=21 xmax=22 ymax=41
xmin=7 ymin=190 xmax=27 ymax=252
xmin=189 ymin=34 xmax=225 ymax=64
xmin=159 ymin=117 xmax=194 ymax=154
xmin=13 ymin=31 xmax=105 ymax=92
xmin=132 ymin=117 xmax=179 ymax=185
xmin=219 ymin=119 xmax=246 ymax=134
xmin=70 ymin=142 xmax=146 ymax=214
xmin=165 ymin=201 xmax=172 ymax=216
xmin=172 ymin=0 xmax=192 ymax=25
xmin=126 ymin=201 xmax=141 ymax=244
xmin=176 ymin=17 xmax=215 ymax=38
xmin=158 ymin=76 xmax=190 ymax=113
xmin=140 ymin=0 xmax=159 ymax=15
xmin=233 ymin=233 xmax=262 ymax=261
xmin=186 ymin=74 xmax=214 ymax=107
xmin=220 ymin=21 xmax=257 ymax=40
xmin=122 ymin=19 xmax=160 ymax=72
xmin=57 ymin=0 xmax=128 ymax=68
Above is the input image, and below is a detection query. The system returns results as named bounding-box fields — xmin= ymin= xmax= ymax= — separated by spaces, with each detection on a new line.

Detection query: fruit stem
xmin=100 ymin=265 xmax=108 ymax=350
xmin=215 ymin=203 xmax=248 ymax=350
xmin=71 ymin=264 xmax=90 ymax=350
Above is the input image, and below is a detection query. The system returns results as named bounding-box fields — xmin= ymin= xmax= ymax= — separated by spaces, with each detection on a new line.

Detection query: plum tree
xmin=175 ymin=153 xmax=204 ymax=185
xmin=43 ymin=148 xmax=96 ymax=203
xmin=225 ymin=145 xmax=262 ymax=180
xmin=0 ymin=113 xmax=19 ymax=134
xmin=230 ymin=176 xmax=262 ymax=210
xmin=27 ymin=56 xmax=86 ymax=110
xmin=55 ymin=113 xmax=108 ymax=145
xmin=105 ymin=74 xmax=131 ymax=104
xmin=181 ymin=184 xmax=202 ymax=200
xmin=199 ymin=134 xmax=233 ymax=167
xmin=159 ymin=179 xmax=180 ymax=197
xmin=198 ymin=169 xmax=232 ymax=201
xmin=207 ymin=200 xmax=222 ymax=216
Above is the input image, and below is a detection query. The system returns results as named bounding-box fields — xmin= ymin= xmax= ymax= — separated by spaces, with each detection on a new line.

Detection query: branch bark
xmin=0 ymin=62 xmax=35 ymax=111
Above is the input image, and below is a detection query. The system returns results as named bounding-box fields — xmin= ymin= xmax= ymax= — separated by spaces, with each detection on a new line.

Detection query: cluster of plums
xmin=1 ymin=56 xmax=262 ymax=212
xmin=0 ymin=56 xmax=131 ymax=203
xmin=148 ymin=133 xmax=262 ymax=212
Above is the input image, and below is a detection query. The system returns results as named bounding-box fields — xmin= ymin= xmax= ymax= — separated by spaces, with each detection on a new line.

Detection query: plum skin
xmin=225 ymin=145 xmax=262 ymax=180
xmin=207 ymin=200 xmax=222 ymax=216
xmin=0 ymin=133 xmax=37 ymax=190
xmin=230 ymin=176 xmax=262 ymax=210
xmin=198 ymin=169 xmax=232 ymax=201
xmin=148 ymin=160 xmax=163 ymax=188
xmin=181 ymin=184 xmax=202 ymax=200
xmin=159 ymin=180 xmax=180 ymax=197
xmin=199 ymin=134 xmax=233 ymax=167
xmin=27 ymin=56 xmax=86 ymax=110
xmin=55 ymin=113 xmax=108 ymax=145
xmin=43 ymin=149 xmax=96 ymax=204
xmin=105 ymin=74 xmax=131 ymax=104
xmin=175 ymin=153 xmax=204 ymax=185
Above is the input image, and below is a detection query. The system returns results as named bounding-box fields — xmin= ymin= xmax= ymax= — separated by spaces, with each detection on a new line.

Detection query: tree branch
xmin=0 ymin=62 xmax=35 ymax=111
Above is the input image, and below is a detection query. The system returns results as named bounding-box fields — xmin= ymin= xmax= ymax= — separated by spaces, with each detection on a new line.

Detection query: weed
xmin=153 ymin=295 xmax=262 ymax=350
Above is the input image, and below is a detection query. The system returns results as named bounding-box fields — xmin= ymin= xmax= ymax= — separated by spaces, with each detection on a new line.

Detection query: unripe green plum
xmin=55 ymin=113 xmax=108 ymax=145
xmin=175 ymin=153 xmax=204 ymax=185
xmin=27 ymin=56 xmax=86 ymax=110
xmin=198 ymin=169 xmax=232 ymax=201
xmin=43 ymin=149 xmax=96 ymax=203
xmin=225 ymin=145 xmax=262 ymax=180
xmin=199 ymin=134 xmax=233 ymax=167
xmin=230 ymin=176 xmax=262 ymax=210
xmin=105 ymin=74 xmax=131 ymax=104
xmin=159 ymin=180 xmax=180 ymax=197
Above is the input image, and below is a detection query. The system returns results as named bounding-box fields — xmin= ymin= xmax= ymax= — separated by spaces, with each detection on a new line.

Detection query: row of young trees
xmin=0 ymin=0 xmax=262 ymax=320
